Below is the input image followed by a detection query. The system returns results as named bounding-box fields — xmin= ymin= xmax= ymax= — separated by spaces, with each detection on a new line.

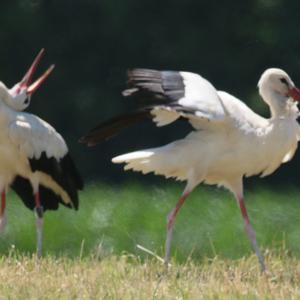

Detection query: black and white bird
xmin=81 ymin=68 xmax=300 ymax=272
xmin=0 ymin=49 xmax=83 ymax=257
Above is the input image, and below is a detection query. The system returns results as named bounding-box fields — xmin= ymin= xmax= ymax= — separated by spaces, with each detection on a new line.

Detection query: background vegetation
xmin=1 ymin=0 xmax=300 ymax=183
xmin=1 ymin=184 xmax=300 ymax=261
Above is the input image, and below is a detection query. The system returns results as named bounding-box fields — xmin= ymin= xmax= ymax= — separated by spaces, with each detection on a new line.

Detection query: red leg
xmin=35 ymin=191 xmax=41 ymax=209
xmin=0 ymin=191 xmax=6 ymax=232
xmin=236 ymin=195 xmax=265 ymax=273
xmin=0 ymin=191 xmax=5 ymax=216
xmin=165 ymin=191 xmax=190 ymax=265
xmin=167 ymin=192 xmax=189 ymax=231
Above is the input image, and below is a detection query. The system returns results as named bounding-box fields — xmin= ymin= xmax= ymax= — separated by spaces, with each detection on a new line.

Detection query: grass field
xmin=1 ymin=183 xmax=300 ymax=298
xmin=1 ymin=182 xmax=300 ymax=260
xmin=1 ymin=252 xmax=300 ymax=299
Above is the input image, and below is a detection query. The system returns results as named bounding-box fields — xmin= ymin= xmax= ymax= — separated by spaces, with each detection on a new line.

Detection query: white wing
xmin=178 ymin=72 xmax=226 ymax=119
xmin=149 ymin=71 xmax=267 ymax=130
xmin=8 ymin=112 xmax=68 ymax=160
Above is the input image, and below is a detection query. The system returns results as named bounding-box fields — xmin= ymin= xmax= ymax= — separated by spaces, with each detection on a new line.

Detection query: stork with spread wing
xmin=81 ymin=68 xmax=300 ymax=272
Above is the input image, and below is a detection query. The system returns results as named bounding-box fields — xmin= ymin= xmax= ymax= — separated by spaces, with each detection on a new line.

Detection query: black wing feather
xmin=12 ymin=176 xmax=64 ymax=211
xmin=124 ymin=69 xmax=185 ymax=102
xmin=11 ymin=152 xmax=83 ymax=211
xmin=80 ymin=68 xmax=187 ymax=145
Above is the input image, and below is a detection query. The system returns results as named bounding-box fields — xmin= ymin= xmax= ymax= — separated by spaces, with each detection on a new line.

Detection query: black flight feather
xmin=124 ymin=69 xmax=185 ymax=102
xmin=11 ymin=152 xmax=83 ymax=211
xmin=80 ymin=68 xmax=188 ymax=145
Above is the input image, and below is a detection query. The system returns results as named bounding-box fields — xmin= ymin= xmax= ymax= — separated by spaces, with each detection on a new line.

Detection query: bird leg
xmin=165 ymin=191 xmax=190 ymax=266
xmin=34 ymin=190 xmax=43 ymax=259
xmin=236 ymin=195 xmax=265 ymax=273
xmin=0 ymin=191 xmax=6 ymax=232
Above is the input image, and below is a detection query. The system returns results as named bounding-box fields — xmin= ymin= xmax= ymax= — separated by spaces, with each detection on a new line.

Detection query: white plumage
xmin=113 ymin=93 xmax=299 ymax=181
xmin=0 ymin=105 xmax=66 ymax=185
xmin=113 ymin=69 xmax=300 ymax=186
xmin=9 ymin=113 xmax=68 ymax=160
xmin=81 ymin=67 xmax=300 ymax=272
xmin=5 ymin=110 xmax=74 ymax=205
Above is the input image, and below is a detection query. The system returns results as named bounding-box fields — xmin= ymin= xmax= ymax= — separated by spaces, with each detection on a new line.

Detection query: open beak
xmin=27 ymin=64 xmax=55 ymax=95
xmin=18 ymin=48 xmax=55 ymax=95
xmin=287 ymin=87 xmax=300 ymax=103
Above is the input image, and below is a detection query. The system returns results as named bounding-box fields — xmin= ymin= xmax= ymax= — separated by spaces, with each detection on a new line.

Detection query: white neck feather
xmin=259 ymin=84 xmax=298 ymax=119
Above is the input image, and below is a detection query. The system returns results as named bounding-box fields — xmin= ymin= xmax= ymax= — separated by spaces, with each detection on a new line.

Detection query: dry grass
xmin=0 ymin=250 xmax=300 ymax=299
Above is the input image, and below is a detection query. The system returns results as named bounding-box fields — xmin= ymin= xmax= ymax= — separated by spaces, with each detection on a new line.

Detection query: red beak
xmin=287 ymin=87 xmax=300 ymax=103
xmin=19 ymin=48 xmax=55 ymax=95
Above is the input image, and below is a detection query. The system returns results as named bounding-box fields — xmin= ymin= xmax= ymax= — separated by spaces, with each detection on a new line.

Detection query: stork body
xmin=0 ymin=50 xmax=83 ymax=257
xmin=81 ymin=68 xmax=300 ymax=272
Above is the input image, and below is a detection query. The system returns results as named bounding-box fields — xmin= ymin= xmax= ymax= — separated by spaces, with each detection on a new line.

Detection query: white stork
xmin=80 ymin=68 xmax=300 ymax=272
xmin=0 ymin=49 xmax=83 ymax=257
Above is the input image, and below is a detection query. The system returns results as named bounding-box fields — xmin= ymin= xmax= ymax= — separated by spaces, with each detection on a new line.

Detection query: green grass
xmin=1 ymin=182 xmax=300 ymax=262
xmin=2 ymin=183 xmax=300 ymax=299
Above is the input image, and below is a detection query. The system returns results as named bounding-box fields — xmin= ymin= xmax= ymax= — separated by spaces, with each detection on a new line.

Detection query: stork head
xmin=5 ymin=49 xmax=54 ymax=111
xmin=258 ymin=68 xmax=300 ymax=116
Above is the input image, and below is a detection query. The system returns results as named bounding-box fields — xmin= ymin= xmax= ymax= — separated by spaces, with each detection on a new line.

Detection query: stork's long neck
xmin=261 ymin=88 xmax=298 ymax=119
xmin=0 ymin=96 xmax=16 ymax=127
xmin=268 ymin=91 xmax=288 ymax=118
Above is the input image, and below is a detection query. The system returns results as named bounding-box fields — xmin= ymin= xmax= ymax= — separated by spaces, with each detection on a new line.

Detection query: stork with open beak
xmin=81 ymin=67 xmax=300 ymax=272
xmin=8 ymin=49 xmax=55 ymax=110
xmin=0 ymin=49 xmax=83 ymax=258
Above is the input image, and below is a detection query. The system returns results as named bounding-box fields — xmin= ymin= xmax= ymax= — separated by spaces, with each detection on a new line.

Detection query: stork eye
xmin=280 ymin=78 xmax=288 ymax=86
xmin=24 ymin=99 xmax=29 ymax=105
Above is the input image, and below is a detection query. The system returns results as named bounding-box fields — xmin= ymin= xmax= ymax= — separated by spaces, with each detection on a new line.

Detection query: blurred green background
xmin=1 ymin=0 xmax=300 ymax=184
xmin=1 ymin=184 xmax=300 ymax=260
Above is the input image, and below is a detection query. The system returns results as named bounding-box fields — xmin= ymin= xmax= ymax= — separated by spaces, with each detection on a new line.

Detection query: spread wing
xmin=80 ymin=68 xmax=265 ymax=145
xmin=124 ymin=69 xmax=227 ymax=122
